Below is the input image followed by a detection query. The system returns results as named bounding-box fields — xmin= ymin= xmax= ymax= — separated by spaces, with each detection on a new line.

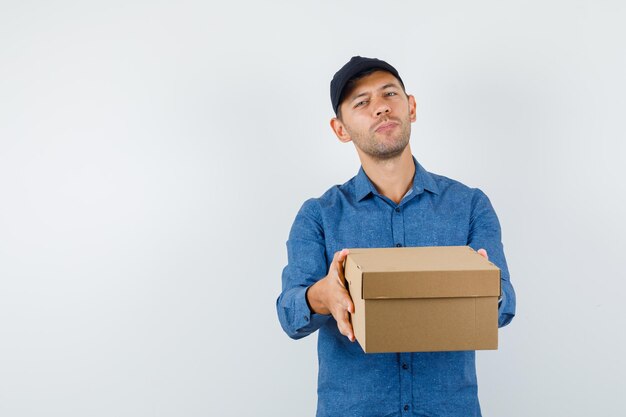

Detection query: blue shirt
xmin=276 ymin=157 xmax=516 ymax=417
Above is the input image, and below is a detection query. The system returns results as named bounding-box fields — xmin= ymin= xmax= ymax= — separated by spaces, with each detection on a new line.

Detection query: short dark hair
xmin=336 ymin=69 xmax=407 ymax=120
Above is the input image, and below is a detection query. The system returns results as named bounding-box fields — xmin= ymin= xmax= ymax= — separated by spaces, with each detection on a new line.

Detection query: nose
xmin=373 ymin=98 xmax=391 ymax=117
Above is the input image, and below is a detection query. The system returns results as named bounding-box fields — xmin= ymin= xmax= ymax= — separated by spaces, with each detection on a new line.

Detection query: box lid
xmin=347 ymin=246 xmax=500 ymax=299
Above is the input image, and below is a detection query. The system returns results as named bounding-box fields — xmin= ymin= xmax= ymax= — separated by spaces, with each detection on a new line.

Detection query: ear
xmin=408 ymin=95 xmax=417 ymax=123
xmin=330 ymin=117 xmax=352 ymax=143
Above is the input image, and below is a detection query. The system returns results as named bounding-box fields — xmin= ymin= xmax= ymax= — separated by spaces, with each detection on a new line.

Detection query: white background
xmin=1 ymin=1 xmax=625 ymax=416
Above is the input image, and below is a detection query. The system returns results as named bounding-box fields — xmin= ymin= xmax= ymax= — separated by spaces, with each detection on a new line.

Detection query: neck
xmin=359 ymin=145 xmax=416 ymax=204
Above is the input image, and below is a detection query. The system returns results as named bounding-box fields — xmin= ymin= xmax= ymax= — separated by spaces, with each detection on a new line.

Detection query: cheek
xmin=351 ymin=115 xmax=372 ymax=130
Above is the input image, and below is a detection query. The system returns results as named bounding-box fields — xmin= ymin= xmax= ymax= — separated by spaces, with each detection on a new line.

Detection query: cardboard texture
xmin=344 ymin=246 xmax=501 ymax=353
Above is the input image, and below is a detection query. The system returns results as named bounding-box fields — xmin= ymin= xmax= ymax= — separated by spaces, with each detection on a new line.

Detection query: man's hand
xmin=306 ymin=247 xmax=488 ymax=343
xmin=306 ymin=249 xmax=355 ymax=342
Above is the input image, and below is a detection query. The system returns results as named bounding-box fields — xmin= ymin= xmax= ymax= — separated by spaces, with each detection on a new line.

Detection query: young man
xmin=276 ymin=56 xmax=516 ymax=417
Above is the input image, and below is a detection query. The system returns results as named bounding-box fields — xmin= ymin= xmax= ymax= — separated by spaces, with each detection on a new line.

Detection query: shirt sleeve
xmin=467 ymin=189 xmax=516 ymax=328
xmin=276 ymin=199 xmax=332 ymax=339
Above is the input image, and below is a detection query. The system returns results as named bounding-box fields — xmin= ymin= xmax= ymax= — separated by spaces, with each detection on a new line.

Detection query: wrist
xmin=306 ymin=279 xmax=330 ymax=315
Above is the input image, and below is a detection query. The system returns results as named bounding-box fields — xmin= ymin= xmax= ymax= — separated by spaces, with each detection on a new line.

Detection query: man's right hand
xmin=306 ymin=249 xmax=355 ymax=342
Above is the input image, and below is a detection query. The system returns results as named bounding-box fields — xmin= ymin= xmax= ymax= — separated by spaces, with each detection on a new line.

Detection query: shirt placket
xmin=392 ymin=204 xmax=412 ymax=412
xmin=399 ymin=352 xmax=413 ymax=414
xmin=392 ymin=205 xmax=405 ymax=248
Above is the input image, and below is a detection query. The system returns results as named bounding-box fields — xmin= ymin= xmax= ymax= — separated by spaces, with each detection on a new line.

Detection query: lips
xmin=374 ymin=121 xmax=398 ymax=133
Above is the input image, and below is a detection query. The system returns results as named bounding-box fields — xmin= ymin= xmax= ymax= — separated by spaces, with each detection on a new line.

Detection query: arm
xmin=276 ymin=199 xmax=356 ymax=341
xmin=276 ymin=199 xmax=331 ymax=339
xmin=467 ymin=189 xmax=516 ymax=328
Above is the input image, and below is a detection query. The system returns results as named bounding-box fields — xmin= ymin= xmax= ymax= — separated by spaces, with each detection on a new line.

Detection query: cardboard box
xmin=344 ymin=246 xmax=500 ymax=353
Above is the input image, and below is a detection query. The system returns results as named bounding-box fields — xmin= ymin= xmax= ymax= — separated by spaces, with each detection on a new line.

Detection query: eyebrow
xmin=348 ymin=83 xmax=402 ymax=102
xmin=380 ymin=83 xmax=400 ymax=90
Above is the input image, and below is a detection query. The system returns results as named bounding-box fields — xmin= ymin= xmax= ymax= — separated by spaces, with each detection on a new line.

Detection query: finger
xmin=335 ymin=248 xmax=350 ymax=271
xmin=344 ymin=295 xmax=355 ymax=314
xmin=331 ymin=299 xmax=355 ymax=341
xmin=331 ymin=248 xmax=349 ymax=263
xmin=335 ymin=249 xmax=350 ymax=285
xmin=336 ymin=310 xmax=355 ymax=342
xmin=477 ymin=248 xmax=489 ymax=261
xmin=336 ymin=291 xmax=355 ymax=314
xmin=329 ymin=249 xmax=347 ymax=275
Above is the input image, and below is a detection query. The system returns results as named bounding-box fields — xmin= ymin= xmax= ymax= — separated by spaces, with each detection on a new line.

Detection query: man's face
xmin=332 ymin=70 xmax=416 ymax=160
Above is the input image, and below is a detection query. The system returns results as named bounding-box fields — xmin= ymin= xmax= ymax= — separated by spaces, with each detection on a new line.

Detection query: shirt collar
xmin=355 ymin=156 xmax=440 ymax=202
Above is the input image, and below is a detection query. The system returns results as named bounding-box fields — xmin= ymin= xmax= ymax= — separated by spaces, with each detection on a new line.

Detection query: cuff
xmin=293 ymin=286 xmax=329 ymax=334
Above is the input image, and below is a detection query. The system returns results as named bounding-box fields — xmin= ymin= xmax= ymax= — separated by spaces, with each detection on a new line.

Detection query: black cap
xmin=330 ymin=56 xmax=404 ymax=115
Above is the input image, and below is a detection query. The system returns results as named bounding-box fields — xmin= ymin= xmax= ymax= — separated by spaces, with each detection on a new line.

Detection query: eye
xmin=355 ymin=100 xmax=368 ymax=108
xmin=385 ymin=91 xmax=397 ymax=96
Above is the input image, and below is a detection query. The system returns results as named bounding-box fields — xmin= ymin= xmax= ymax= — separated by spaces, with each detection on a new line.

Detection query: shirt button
xmin=404 ymin=405 xmax=409 ymax=411
xmin=396 ymin=243 xmax=402 ymax=247
xmin=402 ymin=363 xmax=408 ymax=370
xmin=304 ymin=316 xmax=309 ymax=322
xmin=395 ymin=207 xmax=400 ymax=213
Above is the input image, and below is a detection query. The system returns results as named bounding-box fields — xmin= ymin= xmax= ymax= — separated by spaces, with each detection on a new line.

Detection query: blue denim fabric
xmin=277 ymin=157 xmax=516 ymax=417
